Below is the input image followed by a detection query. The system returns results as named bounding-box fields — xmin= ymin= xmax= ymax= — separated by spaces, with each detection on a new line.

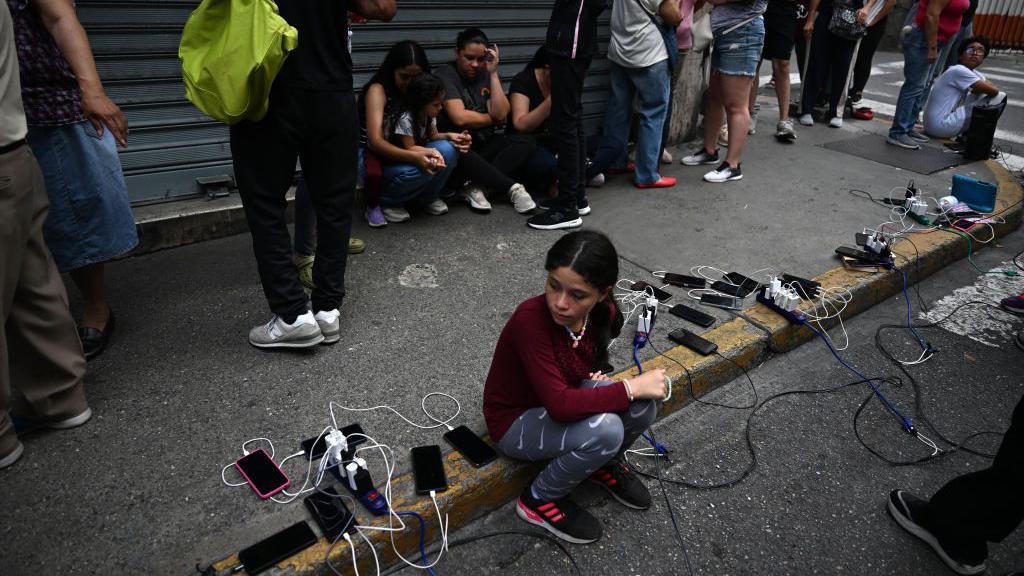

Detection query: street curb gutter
xmin=207 ymin=161 xmax=1022 ymax=575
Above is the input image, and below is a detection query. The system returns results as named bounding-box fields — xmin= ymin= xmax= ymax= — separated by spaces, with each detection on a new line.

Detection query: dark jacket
xmin=545 ymin=0 xmax=608 ymax=59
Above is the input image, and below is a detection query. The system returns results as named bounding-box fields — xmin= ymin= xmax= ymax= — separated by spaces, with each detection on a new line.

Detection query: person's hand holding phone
xmin=629 ymin=368 xmax=668 ymax=400
xmin=485 ymin=43 xmax=500 ymax=75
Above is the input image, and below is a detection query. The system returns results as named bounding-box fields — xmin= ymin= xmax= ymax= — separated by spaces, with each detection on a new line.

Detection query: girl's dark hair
xmin=544 ymin=231 xmax=622 ymax=369
xmin=399 ymin=74 xmax=445 ymax=144
xmin=527 ymin=46 xmax=549 ymax=70
xmin=364 ymin=40 xmax=431 ymax=97
xmin=958 ymin=35 xmax=991 ymax=58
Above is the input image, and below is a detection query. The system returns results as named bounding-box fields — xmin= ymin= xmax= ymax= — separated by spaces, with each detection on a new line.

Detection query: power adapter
xmin=634 ymin=299 xmax=658 ymax=349
xmin=324 ymin=428 xmax=348 ymax=468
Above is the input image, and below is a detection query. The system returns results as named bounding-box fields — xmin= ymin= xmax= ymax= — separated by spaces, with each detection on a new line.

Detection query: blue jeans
xmin=890 ymin=25 xmax=949 ymax=138
xmin=380 ymin=140 xmax=457 ymax=208
xmin=603 ymin=60 xmax=671 ymax=185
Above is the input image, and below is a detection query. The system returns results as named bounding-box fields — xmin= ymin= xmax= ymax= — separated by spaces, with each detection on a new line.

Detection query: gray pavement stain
xmin=1 ymin=50 xmax=1022 ymax=575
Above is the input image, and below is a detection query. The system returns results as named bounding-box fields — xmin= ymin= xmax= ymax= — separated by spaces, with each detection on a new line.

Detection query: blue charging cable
xmin=805 ymin=323 xmax=915 ymax=433
xmin=395 ymin=511 xmax=437 ymax=576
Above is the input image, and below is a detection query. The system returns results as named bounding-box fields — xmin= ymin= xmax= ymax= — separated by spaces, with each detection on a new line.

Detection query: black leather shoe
xmin=79 ymin=310 xmax=114 ymax=360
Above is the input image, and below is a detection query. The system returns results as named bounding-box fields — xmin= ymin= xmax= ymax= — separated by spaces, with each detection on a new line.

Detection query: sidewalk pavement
xmin=1 ymin=67 xmax=1020 ymax=575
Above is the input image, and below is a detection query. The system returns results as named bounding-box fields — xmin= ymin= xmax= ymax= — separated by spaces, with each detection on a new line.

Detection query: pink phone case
xmin=235 ymin=448 xmax=291 ymax=499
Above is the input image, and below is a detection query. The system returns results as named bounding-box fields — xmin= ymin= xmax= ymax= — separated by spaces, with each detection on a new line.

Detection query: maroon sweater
xmin=483 ymin=295 xmax=630 ymax=442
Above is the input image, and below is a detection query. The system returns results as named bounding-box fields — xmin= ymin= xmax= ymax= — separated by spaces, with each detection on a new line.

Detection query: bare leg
xmin=722 ymin=74 xmax=754 ymax=167
xmin=70 ymin=262 xmax=109 ymax=330
xmin=748 ymin=60 xmax=761 ymax=114
xmin=702 ymin=74 xmax=725 ymax=154
xmin=772 ymin=59 xmax=791 ymax=121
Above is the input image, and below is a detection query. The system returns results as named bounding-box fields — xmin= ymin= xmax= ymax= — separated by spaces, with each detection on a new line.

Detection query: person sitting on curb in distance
xmin=681 ymin=0 xmax=766 ymax=183
xmin=508 ymin=48 xmax=562 ymax=209
xmin=922 ymin=36 xmax=1005 ymax=140
xmin=483 ymin=231 xmax=669 ymax=544
xmin=375 ymin=73 xmax=469 ymax=223
xmin=602 ymin=0 xmax=681 ymax=189
xmin=436 ymin=28 xmax=536 ymax=215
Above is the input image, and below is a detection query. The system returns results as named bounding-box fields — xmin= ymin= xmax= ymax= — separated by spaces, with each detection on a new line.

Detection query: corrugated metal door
xmin=76 ymin=0 xmax=612 ymax=206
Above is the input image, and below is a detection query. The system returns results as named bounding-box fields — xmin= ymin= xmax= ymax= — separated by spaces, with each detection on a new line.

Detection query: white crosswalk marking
xmin=978 ymin=66 xmax=1024 ymax=77
xmin=920 ymin=264 xmax=1024 ymax=347
xmin=854 ymin=98 xmax=1024 ymax=145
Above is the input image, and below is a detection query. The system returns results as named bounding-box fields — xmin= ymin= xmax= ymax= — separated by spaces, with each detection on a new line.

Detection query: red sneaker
xmin=634 ymin=176 xmax=676 ymax=189
xmin=853 ymin=107 xmax=874 ymax=120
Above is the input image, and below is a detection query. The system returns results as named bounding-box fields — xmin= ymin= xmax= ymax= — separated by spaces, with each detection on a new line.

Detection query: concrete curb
xmin=206 ymin=160 xmax=1022 ymax=575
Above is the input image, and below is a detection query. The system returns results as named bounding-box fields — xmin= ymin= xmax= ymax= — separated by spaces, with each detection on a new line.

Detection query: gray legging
xmin=498 ymin=379 xmax=658 ymax=502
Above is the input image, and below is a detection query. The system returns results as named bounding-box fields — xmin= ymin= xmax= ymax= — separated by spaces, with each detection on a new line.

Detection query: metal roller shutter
xmin=76 ymin=0 xmax=612 ymax=206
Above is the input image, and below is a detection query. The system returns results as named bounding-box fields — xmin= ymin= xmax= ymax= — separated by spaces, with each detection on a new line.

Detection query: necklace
xmin=565 ymin=315 xmax=588 ymax=349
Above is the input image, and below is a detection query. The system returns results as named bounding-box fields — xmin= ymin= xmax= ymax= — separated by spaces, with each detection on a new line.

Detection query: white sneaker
xmin=587 ymin=173 xmax=605 ymax=188
xmin=799 ymin=114 xmax=814 ymax=126
xmin=381 ymin=206 xmax=411 ymax=223
xmin=248 ymin=312 xmax=323 ymax=349
xmin=828 ymin=117 xmax=843 ymax=128
xmin=460 ymin=185 xmax=492 ymax=213
xmin=314 ymin=309 xmax=341 ymax=344
xmin=660 ymin=149 xmax=673 ymax=164
xmin=508 ymin=183 xmax=536 ymax=214
xmin=423 ymin=199 xmax=448 ymax=216
xmin=776 ymin=119 xmax=797 ymax=141
xmin=703 ymin=161 xmax=743 ymax=183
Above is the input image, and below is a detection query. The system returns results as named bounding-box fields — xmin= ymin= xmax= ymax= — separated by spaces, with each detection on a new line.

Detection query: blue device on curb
xmin=952 ymin=173 xmax=997 ymax=213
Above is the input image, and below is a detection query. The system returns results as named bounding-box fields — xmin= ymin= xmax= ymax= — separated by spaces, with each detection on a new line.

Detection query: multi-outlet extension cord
xmin=903 ymin=180 xmax=930 ymax=224
xmin=634 ymin=296 xmax=658 ymax=348
xmin=756 ymin=276 xmax=807 ymax=324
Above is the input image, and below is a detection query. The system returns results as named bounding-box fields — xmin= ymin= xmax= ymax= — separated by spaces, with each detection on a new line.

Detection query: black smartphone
xmin=238 ymin=521 xmax=317 ymax=574
xmin=630 ymin=281 xmax=673 ymax=302
xmin=235 ymin=448 xmax=290 ymax=499
xmin=710 ymin=280 xmax=756 ymax=298
xmin=411 ymin=445 xmax=448 ymax=494
xmin=443 ymin=425 xmax=498 ymax=468
xmin=304 ymin=487 xmax=354 ymax=542
xmin=668 ymin=304 xmax=716 ymax=328
xmin=668 ymin=329 xmax=718 ymax=356
xmin=300 ymin=423 xmax=367 ymax=461
xmin=660 ymin=273 xmax=706 ymax=288
xmin=700 ymin=293 xmax=742 ymax=310
xmin=854 ymin=233 xmax=871 ymax=247
xmin=724 ymin=272 xmax=759 ymax=290
xmin=835 ymin=246 xmax=876 ymax=261
xmin=781 ymin=274 xmax=820 ymax=300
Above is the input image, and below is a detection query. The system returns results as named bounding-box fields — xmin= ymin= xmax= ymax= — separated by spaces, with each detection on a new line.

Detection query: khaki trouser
xmin=0 ymin=143 xmax=87 ymax=456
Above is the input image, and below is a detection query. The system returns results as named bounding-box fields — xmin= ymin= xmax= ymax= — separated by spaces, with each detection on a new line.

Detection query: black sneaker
xmin=887 ymin=490 xmax=986 ymax=575
xmin=527 ymin=208 xmax=583 ymax=231
xmin=588 ymin=460 xmax=651 ymax=510
xmin=516 ymin=486 xmax=601 ymax=544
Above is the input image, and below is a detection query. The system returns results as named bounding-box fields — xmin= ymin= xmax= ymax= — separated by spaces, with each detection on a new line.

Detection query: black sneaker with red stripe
xmin=516 ymin=486 xmax=601 ymax=544
xmin=588 ymin=460 xmax=651 ymax=510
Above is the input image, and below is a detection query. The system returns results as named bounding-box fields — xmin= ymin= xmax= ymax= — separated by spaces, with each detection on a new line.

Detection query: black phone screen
xmin=236 ymin=449 xmax=289 ymax=497
xmin=701 ymin=294 xmax=741 ymax=309
xmin=304 ymin=487 xmax=354 ymax=542
xmin=630 ymin=281 xmax=673 ymax=302
xmin=411 ymin=445 xmax=448 ymax=494
xmin=238 ymin=521 xmax=317 ymax=574
xmin=661 ymin=273 xmax=705 ymax=288
xmin=711 ymin=281 xmax=755 ymax=298
xmin=443 ymin=426 xmax=498 ymax=467
xmin=340 ymin=423 xmax=367 ymax=447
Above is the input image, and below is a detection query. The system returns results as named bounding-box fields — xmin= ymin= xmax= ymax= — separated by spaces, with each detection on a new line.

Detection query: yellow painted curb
xmin=206 ymin=161 xmax=1021 ymax=576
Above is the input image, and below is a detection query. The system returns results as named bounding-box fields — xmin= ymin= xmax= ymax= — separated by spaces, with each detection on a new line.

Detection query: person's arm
xmin=442 ymin=98 xmax=495 ymax=129
xmin=871 ymin=0 xmax=898 ymax=25
xmin=924 ymin=0 xmax=952 ymax=63
xmin=858 ymin=0 xmax=879 ymax=24
xmin=804 ymin=0 xmax=821 ymax=38
xmin=33 ymin=0 xmax=127 ymax=146
xmin=348 ymin=0 xmax=396 ymax=22
xmin=510 ymin=92 xmax=551 ymax=134
xmin=970 ymin=79 xmax=1000 ymax=97
xmin=485 ymin=45 xmax=510 ymax=123
xmin=659 ymin=0 xmax=683 ymax=27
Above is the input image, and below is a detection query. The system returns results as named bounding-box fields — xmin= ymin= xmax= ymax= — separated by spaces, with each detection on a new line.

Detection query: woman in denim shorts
xmin=682 ymin=0 xmax=766 ymax=183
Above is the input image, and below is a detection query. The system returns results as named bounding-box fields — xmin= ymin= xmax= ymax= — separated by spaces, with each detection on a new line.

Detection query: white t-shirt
xmin=609 ymin=0 xmax=669 ymax=69
xmin=388 ymin=112 xmax=435 ymax=145
xmin=923 ymin=64 xmax=984 ymax=138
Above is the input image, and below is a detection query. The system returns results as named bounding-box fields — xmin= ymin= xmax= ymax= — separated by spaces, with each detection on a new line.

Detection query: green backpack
xmin=178 ymin=0 xmax=299 ymax=124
